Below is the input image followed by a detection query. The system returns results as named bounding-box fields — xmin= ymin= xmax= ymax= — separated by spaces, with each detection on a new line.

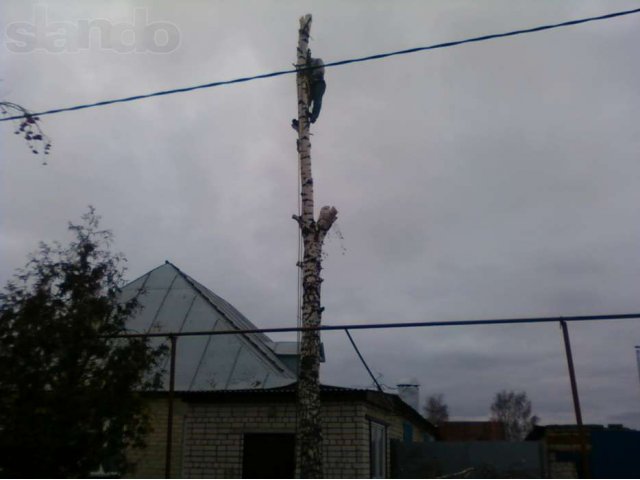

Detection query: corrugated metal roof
xmin=119 ymin=262 xmax=296 ymax=391
xmin=145 ymin=383 xmax=438 ymax=434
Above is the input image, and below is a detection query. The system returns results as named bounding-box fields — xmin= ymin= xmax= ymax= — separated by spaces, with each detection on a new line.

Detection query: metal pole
xmin=164 ymin=335 xmax=177 ymax=479
xmin=635 ymin=346 xmax=640 ymax=387
xmin=560 ymin=320 xmax=589 ymax=478
xmin=107 ymin=312 xmax=640 ymax=339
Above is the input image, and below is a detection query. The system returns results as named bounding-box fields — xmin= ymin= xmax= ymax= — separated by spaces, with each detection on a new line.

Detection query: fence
xmin=111 ymin=312 xmax=640 ymax=478
xmin=390 ymin=439 xmax=545 ymax=478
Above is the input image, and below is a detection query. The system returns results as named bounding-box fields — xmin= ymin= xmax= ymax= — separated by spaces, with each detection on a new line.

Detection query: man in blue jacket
xmin=292 ymin=56 xmax=326 ymax=130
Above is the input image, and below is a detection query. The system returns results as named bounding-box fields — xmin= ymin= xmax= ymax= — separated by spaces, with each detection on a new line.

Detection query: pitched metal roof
xmin=119 ymin=261 xmax=296 ymax=391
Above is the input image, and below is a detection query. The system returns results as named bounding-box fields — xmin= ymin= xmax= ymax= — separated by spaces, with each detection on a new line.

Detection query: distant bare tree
xmin=424 ymin=394 xmax=449 ymax=426
xmin=490 ymin=390 xmax=539 ymax=441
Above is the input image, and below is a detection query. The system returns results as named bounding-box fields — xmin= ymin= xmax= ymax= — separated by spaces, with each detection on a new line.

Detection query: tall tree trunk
xmin=294 ymin=14 xmax=338 ymax=479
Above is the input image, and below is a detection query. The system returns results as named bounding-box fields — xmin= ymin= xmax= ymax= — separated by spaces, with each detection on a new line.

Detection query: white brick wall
xmin=128 ymin=395 xmax=430 ymax=478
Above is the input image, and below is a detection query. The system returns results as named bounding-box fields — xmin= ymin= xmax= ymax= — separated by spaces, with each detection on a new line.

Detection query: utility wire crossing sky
xmin=1 ymin=6 xmax=639 ymax=123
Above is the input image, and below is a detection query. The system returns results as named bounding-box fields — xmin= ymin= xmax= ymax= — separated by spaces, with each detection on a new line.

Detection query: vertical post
xmin=164 ymin=335 xmax=177 ymax=479
xmin=560 ymin=320 xmax=590 ymax=478
xmin=293 ymin=14 xmax=337 ymax=479
xmin=635 ymin=346 xmax=640 ymax=387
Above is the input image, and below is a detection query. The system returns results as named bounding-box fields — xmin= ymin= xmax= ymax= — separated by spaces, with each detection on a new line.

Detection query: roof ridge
xmin=121 ymin=261 xmax=171 ymax=289
xmin=160 ymin=261 xmax=295 ymax=378
xmin=168 ymin=262 xmax=256 ymax=330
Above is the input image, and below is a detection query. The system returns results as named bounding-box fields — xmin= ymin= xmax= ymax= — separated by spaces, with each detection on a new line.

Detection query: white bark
xmin=294 ymin=14 xmax=337 ymax=479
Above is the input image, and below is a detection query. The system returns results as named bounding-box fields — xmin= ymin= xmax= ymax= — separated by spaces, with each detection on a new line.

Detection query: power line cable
xmin=1 ymin=7 xmax=639 ymax=123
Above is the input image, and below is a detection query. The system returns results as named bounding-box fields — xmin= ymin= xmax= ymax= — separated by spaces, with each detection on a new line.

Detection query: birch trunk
xmin=294 ymin=14 xmax=338 ymax=479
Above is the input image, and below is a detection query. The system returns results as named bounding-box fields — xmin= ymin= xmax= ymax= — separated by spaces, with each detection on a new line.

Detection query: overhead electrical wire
xmin=1 ymin=6 xmax=639 ymax=123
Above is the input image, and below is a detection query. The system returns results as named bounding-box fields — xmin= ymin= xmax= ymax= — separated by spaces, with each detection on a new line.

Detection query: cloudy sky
xmin=2 ymin=0 xmax=640 ymax=427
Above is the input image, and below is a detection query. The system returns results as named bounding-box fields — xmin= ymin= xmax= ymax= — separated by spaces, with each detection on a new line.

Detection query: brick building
xmin=129 ymin=386 xmax=435 ymax=478
xmin=119 ymin=263 xmax=435 ymax=478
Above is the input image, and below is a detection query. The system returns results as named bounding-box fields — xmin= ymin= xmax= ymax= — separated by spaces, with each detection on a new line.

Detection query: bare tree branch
xmin=1 ymin=101 xmax=52 ymax=161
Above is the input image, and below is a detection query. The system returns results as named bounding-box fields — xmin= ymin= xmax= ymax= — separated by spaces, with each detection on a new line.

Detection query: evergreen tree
xmin=0 ymin=208 xmax=165 ymax=477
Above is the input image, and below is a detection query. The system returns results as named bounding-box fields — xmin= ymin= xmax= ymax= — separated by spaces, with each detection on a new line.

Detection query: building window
xmin=370 ymin=420 xmax=387 ymax=478
xmin=403 ymin=422 xmax=413 ymax=443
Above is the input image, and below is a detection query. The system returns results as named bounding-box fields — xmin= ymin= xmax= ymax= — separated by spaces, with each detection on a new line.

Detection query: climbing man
xmin=308 ymin=56 xmax=326 ymax=123
xmin=292 ymin=56 xmax=326 ymax=131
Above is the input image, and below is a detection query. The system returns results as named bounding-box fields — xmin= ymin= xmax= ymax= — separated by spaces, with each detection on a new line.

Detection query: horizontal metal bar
xmin=109 ymin=313 xmax=640 ymax=339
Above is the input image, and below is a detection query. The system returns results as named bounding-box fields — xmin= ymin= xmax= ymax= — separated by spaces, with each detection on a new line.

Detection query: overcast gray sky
xmin=2 ymin=0 xmax=640 ymax=427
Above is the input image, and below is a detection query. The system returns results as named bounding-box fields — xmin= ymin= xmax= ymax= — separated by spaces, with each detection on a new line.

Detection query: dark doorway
xmin=242 ymin=433 xmax=296 ymax=478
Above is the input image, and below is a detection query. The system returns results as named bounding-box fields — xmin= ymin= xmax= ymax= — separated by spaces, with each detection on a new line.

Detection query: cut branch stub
xmin=317 ymin=206 xmax=338 ymax=233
